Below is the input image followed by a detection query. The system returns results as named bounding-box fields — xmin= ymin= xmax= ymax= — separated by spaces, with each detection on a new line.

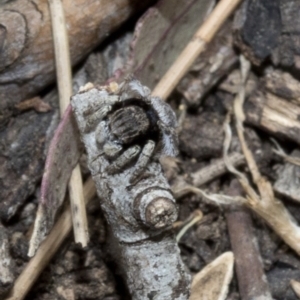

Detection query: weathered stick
xmin=225 ymin=180 xmax=272 ymax=300
xmin=48 ymin=0 xmax=88 ymax=247
xmin=177 ymin=21 xmax=238 ymax=107
xmin=172 ymin=152 xmax=245 ymax=199
xmin=245 ymin=91 xmax=300 ymax=145
xmin=152 ymin=0 xmax=242 ymax=100
xmin=6 ymin=178 xmax=96 ymax=300
xmin=191 ymin=153 xmax=244 ymax=187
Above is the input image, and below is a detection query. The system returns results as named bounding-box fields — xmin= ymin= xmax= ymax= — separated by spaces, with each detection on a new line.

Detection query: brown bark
xmin=225 ymin=180 xmax=272 ymax=300
xmin=0 ymin=0 xmax=153 ymax=126
xmin=245 ymin=90 xmax=300 ymax=145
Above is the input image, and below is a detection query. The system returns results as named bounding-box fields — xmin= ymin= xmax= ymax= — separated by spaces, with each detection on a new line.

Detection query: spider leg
xmin=83 ymin=95 xmax=120 ymax=132
xmin=103 ymin=141 xmax=123 ymax=158
xmin=129 ymin=140 xmax=155 ymax=184
xmin=105 ymin=145 xmax=141 ymax=175
xmin=84 ymin=105 xmax=112 ymax=132
xmin=95 ymin=121 xmax=108 ymax=146
xmin=82 ymin=95 xmax=119 ymax=116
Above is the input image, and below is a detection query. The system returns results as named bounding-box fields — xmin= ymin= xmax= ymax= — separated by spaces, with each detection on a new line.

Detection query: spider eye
xmin=109 ymin=106 xmax=150 ymax=144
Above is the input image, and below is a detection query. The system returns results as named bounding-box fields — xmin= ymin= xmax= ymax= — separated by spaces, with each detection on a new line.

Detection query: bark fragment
xmin=263 ymin=68 xmax=300 ymax=105
xmin=245 ymin=90 xmax=300 ymax=145
xmin=225 ymin=180 xmax=272 ymax=300
xmin=234 ymin=0 xmax=300 ymax=69
xmin=177 ymin=22 xmax=238 ymax=107
xmin=274 ymin=150 xmax=300 ymax=203
xmin=0 ymin=108 xmax=56 ymax=221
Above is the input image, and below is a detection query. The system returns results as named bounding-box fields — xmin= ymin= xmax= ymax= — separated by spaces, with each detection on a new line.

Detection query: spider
xmin=81 ymin=78 xmax=178 ymax=183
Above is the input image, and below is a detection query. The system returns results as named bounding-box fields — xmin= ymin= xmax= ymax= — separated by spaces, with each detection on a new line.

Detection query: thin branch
xmin=172 ymin=152 xmax=245 ymax=199
xmin=176 ymin=210 xmax=203 ymax=242
xmin=48 ymin=0 xmax=89 ymax=247
xmin=175 ymin=184 xmax=246 ymax=206
xmin=192 ymin=152 xmax=245 ymax=187
xmin=225 ymin=180 xmax=272 ymax=300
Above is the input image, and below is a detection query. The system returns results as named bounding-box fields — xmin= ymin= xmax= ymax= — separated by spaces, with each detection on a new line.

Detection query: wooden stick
xmin=225 ymin=180 xmax=272 ymax=300
xmin=152 ymin=0 xmax=242 ymax=100
xmin=6 ymin=178 xmax=96 ymax=300
xmin=48 ymin=0 xmax=89 ymax=247
xmin=172 ymin=152 xmax=245 ymax=199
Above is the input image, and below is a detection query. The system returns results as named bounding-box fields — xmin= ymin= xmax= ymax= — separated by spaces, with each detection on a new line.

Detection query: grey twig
xmin=72 ymin=79 xmax=191 ymax=300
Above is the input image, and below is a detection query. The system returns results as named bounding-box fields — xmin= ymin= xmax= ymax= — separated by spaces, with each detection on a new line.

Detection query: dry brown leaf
xmin=15 ymin=97 xmax=52 ymax=112
xmin=190 ymin=252 xmax=234 ymax=300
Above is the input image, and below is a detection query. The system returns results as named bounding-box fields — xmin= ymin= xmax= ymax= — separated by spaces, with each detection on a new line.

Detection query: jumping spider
xmin=82 ymin=78 xmax=178 ymax=183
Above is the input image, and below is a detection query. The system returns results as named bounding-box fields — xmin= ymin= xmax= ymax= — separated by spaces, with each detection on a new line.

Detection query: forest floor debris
xmin=2 ymin=0 xmax=300 ymax=299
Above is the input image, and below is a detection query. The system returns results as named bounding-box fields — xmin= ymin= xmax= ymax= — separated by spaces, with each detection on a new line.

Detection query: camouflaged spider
xmin=72 ymin=78 xmax=191 ymax=300
xmin=82 ymin=78 xmax=178 ymax=183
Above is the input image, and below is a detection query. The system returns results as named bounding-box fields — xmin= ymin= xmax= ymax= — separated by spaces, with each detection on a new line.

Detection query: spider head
xmin=109 ymin=105 xmax=151 ymax=145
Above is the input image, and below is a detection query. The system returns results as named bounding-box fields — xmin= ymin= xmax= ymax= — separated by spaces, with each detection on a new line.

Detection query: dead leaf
xmin=190 ymin=252 xmax=234 ymax=300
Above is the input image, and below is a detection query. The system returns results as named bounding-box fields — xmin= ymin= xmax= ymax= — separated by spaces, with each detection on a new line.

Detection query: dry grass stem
xmin=225 ymin=55 xmax=300 ymax=256
xmin=175 ymin=184 xmax=246 ymax=206
xmin=233 ymin=56 xmax=261 ymax=185
xmin=271 ymin=138 xmax=300 ymax=166
xmin=152 ymin=0 xmax=242 ymax=100
xmin=290 ymin=280 xmax=300 ymax=298
xmin=48 ymin=0 xmax=72 ymax=115
xmin=223 ymin=113 xmax=260 ymax=203
xmin=176 ymin=210 xmax=203 ymax=242
xmin=6 ymin=178 xmax=96 ymax=300
xmin=48 ymin=0 xmax=89 ymax=247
